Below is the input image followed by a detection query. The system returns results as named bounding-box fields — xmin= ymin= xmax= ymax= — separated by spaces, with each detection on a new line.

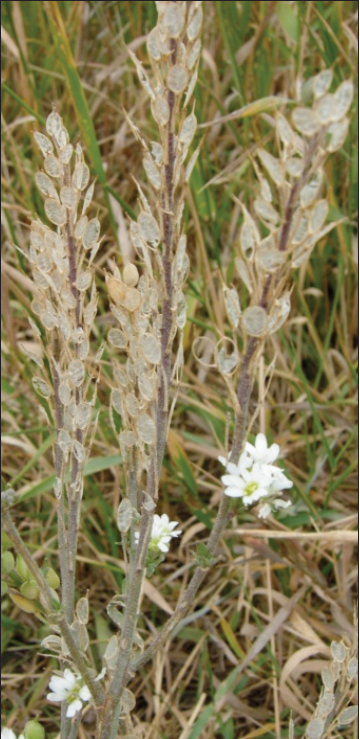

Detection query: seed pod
xmin=300 ymin=171 xmax=322 ymax=207
xmin=44 ymin=154 xmax=62 ymax=178
xmin=44 ymin=199 xmax=67 ymax=226
xmin=76 ymin=596 xmax=89 ymax=625
xmin=82 ymin=218 xmax=100 ymax=250
xmin=46 ymin=111 xmax=62 ymax=136
xmin=74 ymin=215 xmax=88 ymax=239
xmin=76 ymin=402 xmax=91 ymax=430
xmin=161 ymin=2 xmax=185 ymax=37
xmin=117 ymin=498 xmax=133 ymax=533
xmin=124 ymin=287 xmax=141 ymax=312
xmin=125 ymin=393 xmax=139 ymax=418
xmin=142 ymin=334 xmax=161 ymax=364
xmin=138 ymin=212 xmax=160 ymax=247
xmin=106 ymin=274 xmax=127 ymax=305
xmin=268 ymin=292 xmax=291 ymax=333
xmin=316 ymin=94 xmax=335 ymax=125
xmin=216 ymin=337 xmax=239 ymax=375
xmin=34 ymin=132 xmax=53 ymax=156
xmin=257 ymin=149 xmax=284 ymax=187
xmin=187 ymin=38 xmax=201 ymax=69
xmin=330 ymin=640 xmax=347 ymax=662
xmin=72 ymin=162 xmax=90 ymax=191
xmin=292 ymin=107 xmax=320 ymax=137
xmin=35 ymin=172 xmax=58 ymax=199
xmin=313 ymin=69 xmax=333 ymax=99
xmin=32 ymin=377 xmax=52 ymax=397
xmin=167 ymin=65 xmax=189 ymax=94
xmin=243 ymin=306 xmax=267 ymax=336
xmin=108 ymin=328 xmax=127 ymax=349
xmin=333 ymin=80 xmax=354 ymax=121
xmin=60 ymin=186 xmax=78 ymax=210
xmin=143 ymin=155 xmax=161 ymax=190
xmin=147 ymin=27 xmax=161 ymax=60
xmin=123 ymin=263 xmax=139 ymax=288
xmin=137 ymin=413 xmax=156 ymax=445
xmin=306 ymin=718 xmax=325 ymax=739
xmin=119 ymin=430 xmax=137 ymax=448
xmin=224 ymin=287 xmax=241 ymax=328
xmin=68 ymin=359 xmax=85 ymax=387
xmin=82 ymin=181 xmax=95 ymax=215
xmin=76 ymin=271 xmax=92 ymax=291
xmin=326 ymin=118 xmax=350 ymax=153
xmin=188 ymin=5 xmax=203 ymax=40
xmin=59 ymin=144 xmax=73 ymax=164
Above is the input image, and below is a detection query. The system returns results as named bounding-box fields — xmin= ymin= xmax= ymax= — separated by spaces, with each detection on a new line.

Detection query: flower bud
xmin=44 ymin=566 xmax=60 ymax=589
xmin=24 ymin=720 xmax=45 ymax=739
xmin=1 ymin=550 xmax=15 ymax=574
xmin=16 ymin=554 xmax=32 ymax=581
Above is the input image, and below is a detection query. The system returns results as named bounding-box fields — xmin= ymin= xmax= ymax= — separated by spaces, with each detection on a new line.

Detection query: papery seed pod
xmin=119 ymin=430 xmax=137 ymax=448
xmin=317 ymin=691 xmax=335 ymax=719
xmin=338 ymin=706 xmax=358 ymax=726
xmin=61 ymin=289 xmax=77 ymax=309
xmin=124 ymin=287 xmax=141 ymax=312
xmin=216 ymin=338 xmax=239 ymax=376
xmin=37 ymin=252 xmax=53 ymax=272
xmin=257 ymin=149 xmax=284 ymax=187
xmin=300 ymin=171 xmax=322 ymax=207
xmin=58 ymin=313 xmax=71 ymax=340
xmin=138 ymin=373 xmax=156 ymax=401
xmin=59 ymin=144 xmax=73 ymax=164
xmin=292 ymin=107 xmax=320 ymax=136
xmin=117 ymin=498 xmax=133 ymax=533
xmin=44 ymin=154 xmax=63 ymax=178
xmin=58 ymin=429 xmax=72 ymax=454
xmin=128 ymin=48 xmax=155 ymax=100
xmin=309 ymin=199 xmax=328 ymax=233
xmin=333 ymin=80 xmax=354 ymax=121
xmin=68 ymin=359 xmax=85 ymax=387
xmin=74 ymin=440 xmax=85 ymax=462
xmin=142 ymin=334 xmax=161 ymax=364
xmin=267 ymin=292 xmax=291 ymax=334
xmin=32 ymin=377 xmax=52 ymax=397
xmin=347 ymin=656 xmax=358 ymax=681
xmin=137 ymin=413 xmax=156 ymax=444
xmin=83 ymin=218 xmax=100 ymax=249
xmin=125 ymin=393 xmax=139 ymax=418
xmin=108 ymin=328 xmax=127 ymax=349
xmin=138 ymin=212 xmax=160 ymax=247
xmin=110 ymin=389 xmax=123 ymax=416
xmin=188 ymin=39 xmax=201 ymax=70
xmin=82 ymin=181 xmax=95 ymax=215
xmin=321 ymin=667 xmax=335 ymax=691
xmin=119 ymin=687 xmax=136 ymax=716
xmin=34 ymin=132 xmax=54 ymax=156
xmin=184 ymin=66 xmax=199 ymax=108
xmin=83 ymin=294 xmax=98 ymax=325
xmin=161 ymin=2 xmax=185 ymax=37
xmin=147 ymin=27 xmax=161 ymax=60
xmin=235 ymin=256 xmax=253 ymax=293
xmin=150 ymin=141 xmax=163 ymax=165
xmin=76 ymin=402 xmax=91 ymax=430
xmin=59 ymin=382 xmax=71 ymax=406
xmin=254 ymin=198 xmax=279 ymax=225
xmin=143 ymin=155 xmax=161 ymax=190
xmin=44 ymin=199 xmax=67 ymax=226
xmin=188 ymin=4 xmax=203 ymax=40
xmin=286 ymin=157 xmax=304 ymax=178
xmin=179 ymin=113 xmax=197 ymax=148
xmin=243 ymin=306 xmax=267 ymax=336
xmin=306 ymin=718 xmax=325 ymax=739
xmin=326 ymin=118 xmax=350 ymax=153
xmin=276 ymin=113 xmax=294 ymax=147
xmin=330 ymin=640 xmax=347 ymax=662
xmin=316 ymin=94 xmax=335 ymax=125
xmin=113 ymin=364 xmax=129 ymax=387
xmin=74 ymin=215 xmax=88 ymax=240
xmin=177 ymin=292 xmax=187 ymax=329
xmin=60 ymin=186 xmax=78 ymax=210
xmin=240 ymin=210 xmax=260 ymax=261
xmin=76 ymin=271 xmax=92 ymax=291
xmin=313 ymin=69 xmax=333 ymax=99
xmin=46 ymin=110 xmax=62 ymax=136
xmin=224 ymin=287 xmax=241 ymax=328
xmin=55 ymin=126 xmax=69 ymax=149
xmin=167 ymin=65 xmax=189 ymax=94
xmin=153 ymin=92 xmax=170 ymax=126
xmin=72 ymin=162 xmax=90 ymax=191
xmin=35 ymin=172 xmax=58 ymax=199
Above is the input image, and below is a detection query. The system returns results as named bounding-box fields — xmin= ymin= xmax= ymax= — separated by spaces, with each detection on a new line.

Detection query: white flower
xmin=135 ymin=513 xmax=182 ymax=553
xmin=258 ymin=498 xmax=292 ymax=519
xmin=1 ymin=730 xmax=25 ymax=739
xmin=221 ymin=463 xmax=273 ymax=503
xmin=149 ymin=514 xmax=182 ymax=552
xmin=47 ymin=668 xmax=92 ymax=718
xmin=219 ymin=434 xmax=293 ymax=517
xmin=245 ymin=433 xmax=280 ymax=465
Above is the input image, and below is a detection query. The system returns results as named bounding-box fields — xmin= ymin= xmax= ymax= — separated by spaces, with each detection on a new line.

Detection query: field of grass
xmin=1 ymin=2 xmax=358 ymax=738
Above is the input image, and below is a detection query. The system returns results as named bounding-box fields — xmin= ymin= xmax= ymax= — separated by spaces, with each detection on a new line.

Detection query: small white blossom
xmin=47 ymin=668 xmax=92 ymax=718
xmin=245 ymin=433 xmax=280 ymax=464
xmin=1 ymin=730 xmax=25 ymax=739
xmin=135 ymin=513 xmax=182 ymax=553
xmin=221 ymin=462 xmax=272 ymax=503
xmin=219 ymin=434 xmax=293 ymax=517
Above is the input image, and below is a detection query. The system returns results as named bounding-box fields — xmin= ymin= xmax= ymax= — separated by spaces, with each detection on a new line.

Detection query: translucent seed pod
xmin=223 ymin=287 xmax=241 ymax=328
xmin=306 ymin=718 xmax=325 ymax=739
xmin=108 ymin=328 xmax=127 ymax=349
xmin=68 ymin=359 xmax=85 ymax=387
xmin=124 ymin=287 xmax=141 ymax=312
xmin=333 ymin=80 xmax=354 ymax=121
xmin=59 ymin=144 xmax=73 ymax=164
xmin=60 ymin=186 xmax=78 ymax=210
xmin=137 ymin=413 xmax=156 ymax=445
xmin=243 ymin=306 xmax=267 ymax=336
xmin=142 ymin=334 xmax=161 ymax=364
xmin=161 ymin=2 xmax=185 ymax=37
xmin=76 ymin=596 xmax=89 ymax=625
xmin=216 ymin=337 xmax=239 ymax=376
xmin=44 ymin=155 xmax=63 ymax=178
xmin=117 ymin=498 xmax=133 ymax=533
xmin=82 ymin=218 xmax=101 ymax=250
xmin=123 ymin=263 xmax=139 ymax=288
xmin=235 ymin=256 xmax=253 ymax=293
xmin=46 ymin=110 xmax=62 ymax=136
xmin=326 ymin=118 xmax=350 ymax=153
xmin=167 ymin=65 xmax=189 ymax=94
xmin=44 ymin=199 xmax=67 ymax=226
xmin=138 ymin=212 xmax=160 ymax=247
xmin=32 ymin=377 xmax=52 ymax=397
xmin=313 ymin=69 xmax=333 ymax=99
xmin=143 ymin=155 xmax=161 ymax=190
xmin=257 ymin=149 xmax=284 ymax=187
xmin=34 ymin=132 xmax=54 ymax=156
xmin=35 ymin=172 xmax=58 ymax=199
xmin=292 ymin=107 xmax=320 ymax=137
xmin=187 ymin=5 xmax=203 ymax=41
xmin=111 ymin=388 xmax=124 ymax=416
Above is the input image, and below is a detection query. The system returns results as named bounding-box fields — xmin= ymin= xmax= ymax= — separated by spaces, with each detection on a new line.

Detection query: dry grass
xmin=1 ymin=2 xmax=358 ymax=738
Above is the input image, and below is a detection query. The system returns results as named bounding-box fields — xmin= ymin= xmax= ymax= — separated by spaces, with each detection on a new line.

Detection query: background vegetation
xmin=1 ymin=1 xmax=358 ymax=737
